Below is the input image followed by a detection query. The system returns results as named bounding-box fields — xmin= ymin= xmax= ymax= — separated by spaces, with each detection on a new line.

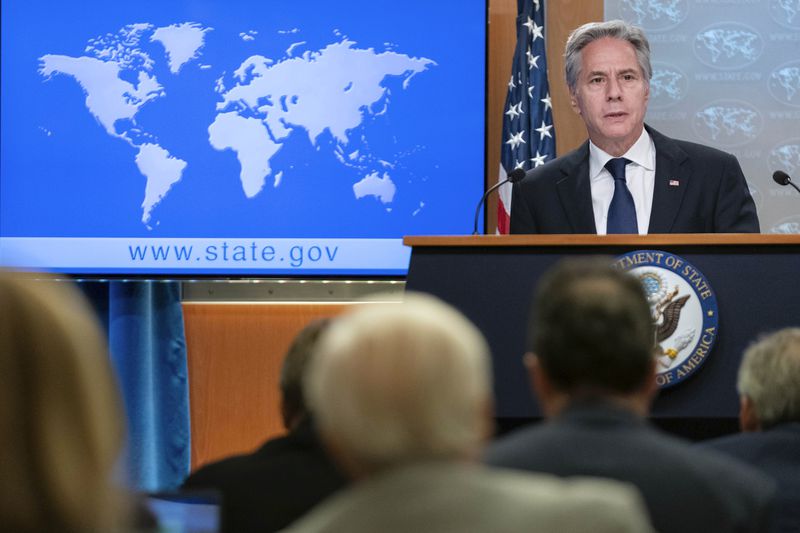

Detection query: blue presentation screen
xmin=0 ymin=0 xmax=487 ymax=276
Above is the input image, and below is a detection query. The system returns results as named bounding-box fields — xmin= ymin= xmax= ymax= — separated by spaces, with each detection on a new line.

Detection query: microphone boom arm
xmin=472 ymin=169 xmax=526 ymax=235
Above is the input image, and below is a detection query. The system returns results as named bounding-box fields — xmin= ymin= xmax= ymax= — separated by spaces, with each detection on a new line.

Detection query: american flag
xmin=497 ymin=0 xmax=556 ymax=234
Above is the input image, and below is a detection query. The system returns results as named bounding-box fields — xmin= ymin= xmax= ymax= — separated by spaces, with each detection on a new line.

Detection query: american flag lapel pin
xmin=669 ymin=179 xmax=680 ymax=187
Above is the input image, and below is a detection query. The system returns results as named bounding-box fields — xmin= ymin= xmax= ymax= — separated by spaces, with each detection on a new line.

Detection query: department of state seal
xmin=613 ymin=250 xmax=719 ymax=388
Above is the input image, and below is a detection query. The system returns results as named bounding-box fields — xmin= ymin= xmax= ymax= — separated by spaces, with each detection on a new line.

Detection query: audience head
xmin=0 ymin=271 xmax=127 ymax=532
xmin=737 ymin=328 xmax=800 ymax=431
xmin=279 ymin=318 xmax=331 ymax=430
xmin=306 ymin=293 xmax=492 ymax=477
xmin=564 ymin=19 xmax=652 ymax=93
xmin=528 ymin=258 xmax=656 ymax=414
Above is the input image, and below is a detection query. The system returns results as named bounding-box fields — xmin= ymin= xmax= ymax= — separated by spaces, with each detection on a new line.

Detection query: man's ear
xmin=739 ymin=395 xmax=761 ymax=432
xmin=642 ymin=356 xmax=659 ymax=403
xmin=524 ymin=353 xmax=557 ymax=416
xmin=569 ymin=90 xmax=581 ymax=115
xmin=524 ymin=352 xmax=543 ymax=391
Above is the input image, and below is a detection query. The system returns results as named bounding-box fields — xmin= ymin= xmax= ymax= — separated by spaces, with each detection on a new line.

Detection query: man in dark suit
xmin=699 ymin=328 xmax=800 ymax=532
xmin=182 ymin=319 xmax=346 ymax=533
xmin=486 ymin=258 xmax=776 ymax=533
xmin=510 ymin=20 xmax=759 ymax=234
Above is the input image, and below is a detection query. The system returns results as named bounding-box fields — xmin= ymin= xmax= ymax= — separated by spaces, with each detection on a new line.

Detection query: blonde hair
xmin=306 ymin=293 xmax=491 ymax=472
xmin=0 ymin=272 xmax=127 ymax=532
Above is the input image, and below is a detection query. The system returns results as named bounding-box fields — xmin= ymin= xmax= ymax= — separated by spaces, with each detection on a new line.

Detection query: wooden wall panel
xmin=485 ymin=0 xmax=517 ymax=234
xmin=184 ymin=303 xmax=350 ymax=470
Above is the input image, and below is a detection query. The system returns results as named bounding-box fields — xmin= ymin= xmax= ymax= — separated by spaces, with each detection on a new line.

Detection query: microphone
xmin=472 ymin=168 xmax=526 ymax=235
xmin=773 ymin=170 xmax=800 ymax=195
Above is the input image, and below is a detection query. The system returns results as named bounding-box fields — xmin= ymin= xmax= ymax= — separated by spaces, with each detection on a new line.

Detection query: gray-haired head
xmin=564 ymin=19 xmax=652 ymax=93
xmin=737 ymin=328 xmax=800 ymax=429
xmin=306 ymin=293 xmax=491 ymax=474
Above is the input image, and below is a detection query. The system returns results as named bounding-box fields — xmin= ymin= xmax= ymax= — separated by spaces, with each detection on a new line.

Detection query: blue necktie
xmin=605 ymin=157 xmax=638 ymax=234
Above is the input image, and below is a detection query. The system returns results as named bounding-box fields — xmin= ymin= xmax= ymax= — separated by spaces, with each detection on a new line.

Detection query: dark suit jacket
xmin=486 ymin=402 xmax=776 ymax=533
xmin=699 ymin=423 xmax=800 ymax=533
xmin=510 ymin=126 xmax=760 ymax=234
xmin=182 ymin=418 xmax=346 ymax=533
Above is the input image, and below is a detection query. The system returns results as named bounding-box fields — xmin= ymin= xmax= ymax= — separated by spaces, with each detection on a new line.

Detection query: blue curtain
xmin=82 ymin=281 xmax=191 ymax=492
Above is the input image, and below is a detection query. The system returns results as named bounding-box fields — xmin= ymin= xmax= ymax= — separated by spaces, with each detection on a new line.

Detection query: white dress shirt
xmin=589 ymin=129 xmax=656 ymax=235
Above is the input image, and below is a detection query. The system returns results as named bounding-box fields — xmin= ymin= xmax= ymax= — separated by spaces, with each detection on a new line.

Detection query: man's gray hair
xmin=306 ymin=293 xmax=491 ymax=471
xmin=564 ymin=19 xmax=652 ymax=92
xmin=737 ymin=328 xmax=800 ymax=428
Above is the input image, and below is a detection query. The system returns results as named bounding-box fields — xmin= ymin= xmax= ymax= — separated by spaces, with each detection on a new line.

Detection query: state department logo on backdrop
xmin=692 ymin=99 xmax=763 ymax=147
xmin=693 ymin=22 xmax=763 ymax=70
xmin=614 ymin=251 xmax=718 ymax=388
xmin=650 ymin=62 xmax=688 ymax=109
xmin=768 ymin=139 xmax=800 ymax=177
xmin=768 ymin=61 xmax=800 ymax=108
xmin=770 ymin=0 xmax=800 ymax=30
xmin=618 ymin=0 xmax=689 ymax=31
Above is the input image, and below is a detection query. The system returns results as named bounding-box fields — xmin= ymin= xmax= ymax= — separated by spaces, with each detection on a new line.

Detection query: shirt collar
xmin=589 ymin=128 xmax=655 ymax=181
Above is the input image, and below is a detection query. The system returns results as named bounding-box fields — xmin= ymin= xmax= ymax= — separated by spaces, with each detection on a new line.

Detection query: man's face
xmin=570 ymin=37 xmax=649 ymax=156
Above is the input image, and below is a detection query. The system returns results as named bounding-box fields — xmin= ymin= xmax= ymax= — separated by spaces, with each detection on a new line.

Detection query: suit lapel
xmin=556 ymin=142 xmax=597 ymax=233
xmin=647 ymin=126 xmax=689 ymax=233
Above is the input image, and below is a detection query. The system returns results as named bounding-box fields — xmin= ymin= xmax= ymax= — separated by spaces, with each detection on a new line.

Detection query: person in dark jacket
xmin=486 ymin=257 xmax=776 ymax=533
xmin=510 ymin=20 xmax=758 ymax=235
xmin=182 ymin=319 xmax=346 ymax=533
xmin=699 ymin=328 xmax=800 ymax=533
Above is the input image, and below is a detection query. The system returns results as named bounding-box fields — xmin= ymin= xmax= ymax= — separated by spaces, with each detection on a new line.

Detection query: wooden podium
xmin=404 ymin=234 xmax=800 ymax=419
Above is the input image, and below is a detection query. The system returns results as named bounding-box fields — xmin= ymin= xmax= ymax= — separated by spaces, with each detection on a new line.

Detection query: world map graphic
xmin=38 ymin=22 xmax=435 ymax=229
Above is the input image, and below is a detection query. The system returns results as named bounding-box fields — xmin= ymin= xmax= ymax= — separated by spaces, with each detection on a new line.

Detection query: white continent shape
xmin=39 ymin=55 xmax=163 ymax=137
xmin=353 ymin=171 xmax=396 ymax=204
xmin=150 ymin=22 xmax=213 ymax=74
xmin=136 ymin=144 xmax=188 ymax=227
xmin=208 ymin=112 xmax=282 ymax=198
